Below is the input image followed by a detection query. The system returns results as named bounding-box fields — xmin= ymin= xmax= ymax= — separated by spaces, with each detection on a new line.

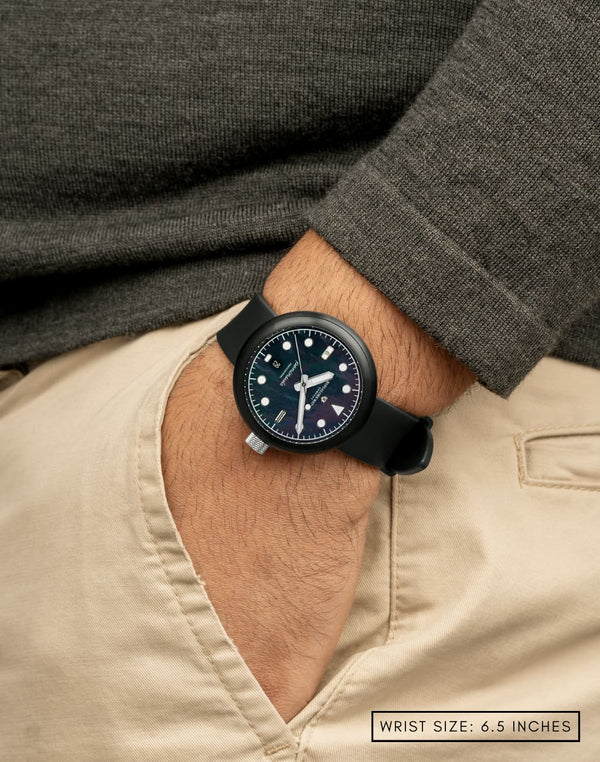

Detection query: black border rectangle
xmin=370 ymin=711 xmax=581 ymax=743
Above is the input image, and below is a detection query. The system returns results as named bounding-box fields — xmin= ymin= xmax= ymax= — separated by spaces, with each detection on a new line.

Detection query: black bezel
xmin=232 ymin=311 xmax=378 ymax=454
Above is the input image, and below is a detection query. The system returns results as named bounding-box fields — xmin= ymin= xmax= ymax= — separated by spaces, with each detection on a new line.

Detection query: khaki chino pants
xmin=1 ymin=301 xmax=599 ymax=761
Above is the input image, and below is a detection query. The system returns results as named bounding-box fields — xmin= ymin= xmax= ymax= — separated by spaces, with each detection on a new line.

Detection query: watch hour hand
xmin=294 ymin=371 xmax=334 ymax=392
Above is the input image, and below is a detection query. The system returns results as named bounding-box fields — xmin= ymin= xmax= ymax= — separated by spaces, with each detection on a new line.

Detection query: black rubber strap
xmin=217 ymin=294 xmax=433 ymax=476
xmin=217 ymin=294 xmax=276 ymax=363
xmin=339 ymin=398 xmax=433 ymax=476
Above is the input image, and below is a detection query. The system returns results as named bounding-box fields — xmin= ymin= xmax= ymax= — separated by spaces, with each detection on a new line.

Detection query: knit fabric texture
xmin=1 ymin=0 xmax=598 ymax=395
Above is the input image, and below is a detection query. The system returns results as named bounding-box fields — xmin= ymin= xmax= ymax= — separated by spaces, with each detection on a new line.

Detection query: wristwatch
xmin=216 ymin=294 xmax=433 ymax=476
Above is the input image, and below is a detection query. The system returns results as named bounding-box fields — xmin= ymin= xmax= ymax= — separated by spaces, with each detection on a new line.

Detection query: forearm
xmin=161 ymin=230 xmax=476 ymax=721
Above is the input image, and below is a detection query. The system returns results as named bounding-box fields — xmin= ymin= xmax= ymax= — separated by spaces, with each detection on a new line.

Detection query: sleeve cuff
xmin=305 ymin=159 xmax=557 ymax=397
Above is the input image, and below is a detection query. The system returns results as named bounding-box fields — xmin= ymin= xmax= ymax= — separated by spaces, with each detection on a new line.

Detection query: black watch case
xmin=232 ymin=311 xmax=378 ymax=455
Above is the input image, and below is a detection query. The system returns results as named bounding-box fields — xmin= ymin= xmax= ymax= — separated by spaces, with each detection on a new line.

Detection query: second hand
xmin=294 ymin=334 xmax=306 ymax=437
xmin=293 ymin=333 xmax=304 ymax=379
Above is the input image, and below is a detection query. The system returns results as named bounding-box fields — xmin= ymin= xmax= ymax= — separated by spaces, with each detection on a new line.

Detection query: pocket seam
xmin=134 ymin=319 xmax=296 ymax=756
xmin=515 ymin=423 xmax=600 ymax=492
xmin=135 ymin=343 xmax=269 ymax=750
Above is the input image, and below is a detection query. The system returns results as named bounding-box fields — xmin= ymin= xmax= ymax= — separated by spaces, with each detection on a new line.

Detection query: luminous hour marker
xmin=261 ymin=397 xmax=270 ymax=406
xmin=305 ymin=404 xmax=311 ymax=410
xmin=304 ymin=337 xmax=313 ymax=347
xmin=317 ymin=419 xmax=326 ymax=428
xmin=339 ymin=363 xmax=347 ymax=372
xmin=275 ymin=409 xmax=286 ymax=423
xmin=257 ymin=375 xmax=267 ymax=384
xmin=332 ymin=404 xmax=344 ymax=416
xmin=282 ymin=340 xmax=292 ymax=350
xmin=264 ymin=353 xmax=272 ymax=363
xmin=342 ymin=384 xmax=351 ymax=393
xmin=321 ymin=346 xmax=334 ymax=360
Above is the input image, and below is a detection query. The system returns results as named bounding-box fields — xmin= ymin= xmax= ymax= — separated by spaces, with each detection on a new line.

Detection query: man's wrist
xmin=263 ymin=229 xmax=476 ymax=417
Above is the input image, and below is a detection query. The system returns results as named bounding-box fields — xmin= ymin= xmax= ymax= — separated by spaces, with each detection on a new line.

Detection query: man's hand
xmin=161 ymin=230 xmax=476 ymax=721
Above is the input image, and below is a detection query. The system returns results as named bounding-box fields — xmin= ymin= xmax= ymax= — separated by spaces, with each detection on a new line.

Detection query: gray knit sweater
xmin=1 ymin=0 xmax=598 ymax=395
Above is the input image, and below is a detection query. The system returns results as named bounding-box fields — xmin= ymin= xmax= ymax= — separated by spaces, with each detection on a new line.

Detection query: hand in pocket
xmin=161 ymin=339 xmax=381 ymax=721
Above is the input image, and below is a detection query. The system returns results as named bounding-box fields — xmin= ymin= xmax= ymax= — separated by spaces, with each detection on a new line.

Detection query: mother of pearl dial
xmin=246 ymin=327 xmax=362 ymax=443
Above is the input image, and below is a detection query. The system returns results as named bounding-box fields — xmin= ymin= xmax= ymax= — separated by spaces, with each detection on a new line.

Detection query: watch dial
xmin=245 ymin=327 xmax=363 ymax=444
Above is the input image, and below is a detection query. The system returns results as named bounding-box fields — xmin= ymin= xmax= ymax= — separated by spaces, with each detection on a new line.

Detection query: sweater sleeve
xmin=305 ymin=0 xmax=600 ymax=397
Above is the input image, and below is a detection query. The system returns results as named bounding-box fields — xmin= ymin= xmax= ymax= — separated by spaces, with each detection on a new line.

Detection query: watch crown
xmin=245 ymin=432 xmax=269 ymax=455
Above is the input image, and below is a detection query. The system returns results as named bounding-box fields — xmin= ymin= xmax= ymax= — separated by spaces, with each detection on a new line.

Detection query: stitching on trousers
xmin=386 ymin=475 xmax=403 ymax=642
xmin=515 ymin=432 xmax=527 ymax=486
xmin=295 ymin=650 xmax=373 ymax=762
xmin=515 ymin=426 xmax=600 ymax=492
xmin=264 ymin=742 xmax=292 ymax=756
xmin=517 ymin=423 xmax=600 ymax=435
xmin=135 ymin=378 xmax=275 ymax=756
